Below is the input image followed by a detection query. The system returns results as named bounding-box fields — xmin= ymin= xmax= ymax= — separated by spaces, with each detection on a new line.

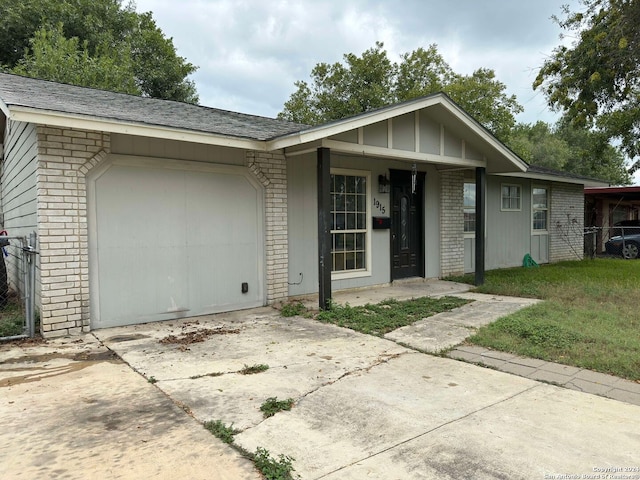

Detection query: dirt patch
xmin=159 ymin=326 xmax=240 ymax=346
xmin=105 ymin=334 xmax=150 ymax=343
xmin=0 ymin=335 xmax=46 ymax=346
xmin=1 ymin=349 xmax=118 ymax=365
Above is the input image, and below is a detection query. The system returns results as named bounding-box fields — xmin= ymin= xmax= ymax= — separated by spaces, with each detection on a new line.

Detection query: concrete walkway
xmin=448 ymin=345 xmax=640 ymax=406
xmin=0 ymin=335 xmax=261 ymax=480
xmin=367 ymin=283 xmax=640 ymax=407
xmin=3 ymin=280 xmax=640 ymax=479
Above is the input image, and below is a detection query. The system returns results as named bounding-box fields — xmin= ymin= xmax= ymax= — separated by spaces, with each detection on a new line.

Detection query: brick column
xmin=550 ymin=183 xmax=584 ymax=262
xmin=440 ymin=171 xmax=465 ymax=277
xmin=246 ymin=151 xmax=288 ymax=303
xmin=36 ymin=126 xmax=110 ymax=336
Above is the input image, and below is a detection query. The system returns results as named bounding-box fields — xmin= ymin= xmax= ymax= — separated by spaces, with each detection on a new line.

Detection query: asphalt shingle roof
xmin=526 ymin=164 xmax=607 ymax=184
xmin=0 ymin=73 xmax=307 ymax=141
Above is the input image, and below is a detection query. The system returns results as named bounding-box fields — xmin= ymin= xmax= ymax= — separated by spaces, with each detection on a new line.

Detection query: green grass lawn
xmin=0 ymin=300 xmax=25 ymax=337
xmin=316 ymin=296 xmax=470 ymax=336
xmin=448 ymin=258 xmax=640 ymax=381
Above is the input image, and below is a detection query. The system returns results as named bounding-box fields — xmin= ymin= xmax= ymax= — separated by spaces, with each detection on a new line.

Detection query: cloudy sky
xmin=134 ymin=0 xmax=579 ymax=125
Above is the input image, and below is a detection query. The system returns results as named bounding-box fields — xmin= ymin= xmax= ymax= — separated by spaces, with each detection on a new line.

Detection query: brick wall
xmin=550 ymin=183 xmax=584 ymax=262
xmin=246 ymin=151 xmax=288 ymax=303
xmin=440 ymin=171 xmax=464 ymax=276
xmin=36 ymin=126 xmax=110 ymax=336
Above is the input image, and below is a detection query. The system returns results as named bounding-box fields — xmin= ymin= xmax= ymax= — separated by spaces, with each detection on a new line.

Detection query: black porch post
xmin=475 ymin=166 xmax=486 ymax=286
xmin=317 ymin=147 xmax=332 ymax=310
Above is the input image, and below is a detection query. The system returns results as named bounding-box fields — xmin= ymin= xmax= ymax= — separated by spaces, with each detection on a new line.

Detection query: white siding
xmin=287 ymin=153 xmax=440 ymax=296
xmin=464 ymin=176 xmax=563 ymax=273
xmin=111 ymin=134 xmax=246 ymax=166
xmin=1 ymin=120 xmax=38 ymax=297
xmin=424 ymin=168 xmax=441 ymax=278
xmin=1 ymin=121 xmax=38 ymax=235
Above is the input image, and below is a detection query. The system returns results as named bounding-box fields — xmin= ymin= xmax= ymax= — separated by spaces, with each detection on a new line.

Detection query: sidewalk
xmin=373 ymin=287 xmax=640 ymax=407
xmin=448 ymin=344 xmax=640 ymax=406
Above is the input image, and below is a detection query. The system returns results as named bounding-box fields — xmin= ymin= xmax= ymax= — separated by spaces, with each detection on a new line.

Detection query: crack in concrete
xmin=238 ymin=351 xmax=410 ymax=433
xmin=314 ymin=383 xmax=542 ymax=479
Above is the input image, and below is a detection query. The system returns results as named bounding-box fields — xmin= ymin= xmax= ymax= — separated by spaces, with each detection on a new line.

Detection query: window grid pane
xmin=501 ymin=185 xmax=521 ymax=210
xmin=464 ymin=183 xmax=476 ymax=233
xmin=532 ymin=187 xmax=548 ymax=231
xmin=330 ymin=174 xmax=367 ymax=272
xmin=464 ymin=210 xmax=476 ymax=233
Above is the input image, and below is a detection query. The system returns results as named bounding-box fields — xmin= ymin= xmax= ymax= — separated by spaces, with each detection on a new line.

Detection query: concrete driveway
xmin=2 ymin=281 xmax=639 ymax=479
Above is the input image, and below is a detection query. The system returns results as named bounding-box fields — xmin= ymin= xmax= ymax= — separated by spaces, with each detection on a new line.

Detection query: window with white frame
xmin=532 ymin=186 xmax=549 ymax=231
xmin=501 ymin=184 xmax=521 ymax=211
xmin=463 ymin=182 xmax=476 ymax=233
xmin=331 ymin=170 xmax=369 ymax=273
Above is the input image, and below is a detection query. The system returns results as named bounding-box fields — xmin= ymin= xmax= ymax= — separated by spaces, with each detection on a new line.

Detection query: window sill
xmin=332 ymin=270 xmax=372 ymax=281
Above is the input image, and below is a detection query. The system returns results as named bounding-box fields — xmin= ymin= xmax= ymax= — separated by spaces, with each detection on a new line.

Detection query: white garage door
xmin=89 ymin=157 xmax=264 ymax=329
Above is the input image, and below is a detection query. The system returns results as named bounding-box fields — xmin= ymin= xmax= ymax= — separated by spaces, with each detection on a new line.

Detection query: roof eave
xmin=6 ymin=105 xmax=267 ymax=151
xmin=497 ymin=171 xmax=609 ymax=187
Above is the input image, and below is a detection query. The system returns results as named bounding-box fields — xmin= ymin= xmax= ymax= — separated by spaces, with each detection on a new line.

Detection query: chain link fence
xmin=584 ymin=225 xmax=640 ymax=259
xmin=0 ymin=233 xmax=38 ymax=341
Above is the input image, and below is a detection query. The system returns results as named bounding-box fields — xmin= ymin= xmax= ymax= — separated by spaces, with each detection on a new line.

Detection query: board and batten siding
xmin=1 ymin=120 xmax=39 ymax=300
xmin=465 ymin=176 xmax=550 ymax=273
xmin=287 ymin=153 xmax=392 ymax=296
xmin=287 ymin=152 xmax=441 ymax=297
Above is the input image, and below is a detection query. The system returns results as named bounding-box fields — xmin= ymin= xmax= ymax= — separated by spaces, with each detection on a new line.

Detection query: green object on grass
xmin=523 ymin=253 xmax=539 ymax=268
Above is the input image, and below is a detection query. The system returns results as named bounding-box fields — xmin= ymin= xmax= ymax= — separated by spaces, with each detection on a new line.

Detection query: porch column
xmin=475 ymin=166 xmax=486 ymax=285
xmin=317 ymin=147 xmax=332 ymax=309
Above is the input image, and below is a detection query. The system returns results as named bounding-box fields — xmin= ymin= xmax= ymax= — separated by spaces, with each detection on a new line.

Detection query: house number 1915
xmin=373 ymin=198 xmax=386 ymax=214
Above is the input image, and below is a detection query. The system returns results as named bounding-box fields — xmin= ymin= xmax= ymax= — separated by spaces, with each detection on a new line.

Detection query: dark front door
xmin=390 ymin=169 xmax=424 ymax=280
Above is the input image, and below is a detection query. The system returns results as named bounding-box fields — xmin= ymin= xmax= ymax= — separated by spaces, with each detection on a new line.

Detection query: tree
xmin=280 ymin=42 xmax=395 ymax=125
xmin=0 ymin=0 xmax=198 ymax=103
xmin=279 ymin=42 xmax=523 ymax=140
xmin=506 ymin=119 xmax=630 ymax=184
xmin=445 ymin=69 xmax=522 ymax=141
xmin=508 ymin=122 xmax=572 ymax=170
xmin=534 ymin=0 xmax=640 ymax=173
xmin=13 ymin=24 xmax=139 ymax=95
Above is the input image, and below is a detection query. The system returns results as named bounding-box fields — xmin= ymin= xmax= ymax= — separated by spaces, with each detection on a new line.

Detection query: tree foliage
xmin=534 ymin=0 xmax=640 ymax=172
xmin=12 ymin=24 xmax=139 ymax=95
xmin=0 ymin=0 xmax=198 ymax=103
xmin=278 ymin=42 xmax=522 ymax=140
xmin=507 ymin=119 xmax=630 ymax=184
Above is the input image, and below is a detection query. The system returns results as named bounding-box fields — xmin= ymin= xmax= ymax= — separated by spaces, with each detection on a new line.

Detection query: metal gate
xmin=0 ymin=232 xmax=38 ymax=341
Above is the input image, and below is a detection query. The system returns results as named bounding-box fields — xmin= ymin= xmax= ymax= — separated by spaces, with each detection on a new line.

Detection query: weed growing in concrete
xmin=260 ymin=397 xmax=294 ymax=418
xmin=280 ymin=301 xmax=308 ymax=317
xmin=316 ymin=296 xmax=469 ymax=336
xmin=254 ymin=447 xmax=297 ymax=480
xmin=239 ymin=363 xmax=269 ymax=375
xmin=148 ymin=376 xmax=157 ymax=384
xmin=204 ymin=420 xmax=238 ymax=444
xmin=190 ymin=372 xmax=223 ymax=379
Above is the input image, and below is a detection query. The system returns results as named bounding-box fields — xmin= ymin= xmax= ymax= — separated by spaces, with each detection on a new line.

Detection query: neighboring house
xmin=584 ymin=186 xmax=640 ymax=252
xmin=0 ymin=73 xmax=606 ymax=336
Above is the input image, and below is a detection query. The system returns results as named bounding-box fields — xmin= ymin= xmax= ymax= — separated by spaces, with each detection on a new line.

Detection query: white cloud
xmin=135 ymin=0 xmax=578 ymax=123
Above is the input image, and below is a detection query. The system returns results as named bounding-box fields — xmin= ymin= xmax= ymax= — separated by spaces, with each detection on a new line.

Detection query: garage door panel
xmin=96 ymin=165 xmax=188 ymax=247
xmin=187 ymin=241 xmax=262 ymax=311
xmin=91 ymin=161 xmax=264 ymax=328
xmin=98 ymin=245 xmax=190 ymax=324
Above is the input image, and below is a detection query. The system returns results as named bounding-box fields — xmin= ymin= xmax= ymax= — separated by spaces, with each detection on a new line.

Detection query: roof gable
xmin=271 ymin=94 xmax=528 ymax=174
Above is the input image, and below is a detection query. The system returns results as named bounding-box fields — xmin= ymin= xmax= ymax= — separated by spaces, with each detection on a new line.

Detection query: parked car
xmin=605 ymin=220 xmax=640 ymax=259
